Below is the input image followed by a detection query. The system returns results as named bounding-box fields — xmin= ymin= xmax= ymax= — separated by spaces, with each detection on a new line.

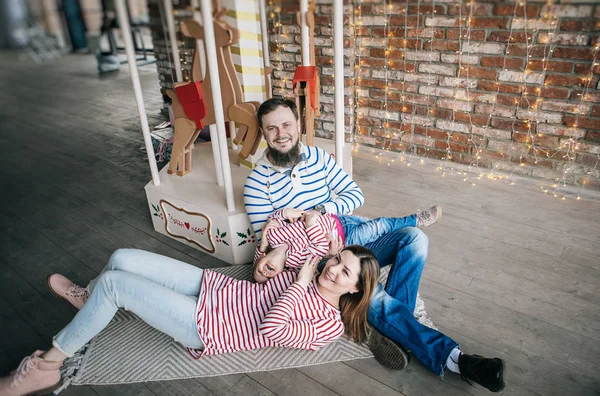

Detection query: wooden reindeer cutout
xmin=293 ymin=1 xmax=320 ymax=146
xmin=183 ymin=11 xmax=262 ymax=161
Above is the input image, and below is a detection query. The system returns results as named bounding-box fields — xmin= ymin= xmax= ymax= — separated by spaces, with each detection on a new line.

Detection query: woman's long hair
xmin=339 ymin=245 xmax=380 ymax=344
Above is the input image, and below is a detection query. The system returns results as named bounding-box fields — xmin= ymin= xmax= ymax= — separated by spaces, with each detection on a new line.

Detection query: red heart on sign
xmin=184 ymin=222 xmax=190 ymax=229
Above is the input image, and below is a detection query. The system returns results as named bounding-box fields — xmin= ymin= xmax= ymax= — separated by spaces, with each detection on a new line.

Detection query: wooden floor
xmin=1 ymin=52 xmax=599 ymax=396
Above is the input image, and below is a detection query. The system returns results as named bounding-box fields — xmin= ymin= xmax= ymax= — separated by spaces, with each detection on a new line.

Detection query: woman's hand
xmin=326 ymin=235 xmax=343 ymax=257
xmin=283 ymin=208 xmax=305 ymax=223
xmin=296 ymin=256 xmax=320 ymax=287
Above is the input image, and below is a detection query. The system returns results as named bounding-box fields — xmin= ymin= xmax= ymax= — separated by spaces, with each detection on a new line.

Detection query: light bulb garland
xmin=268 ymin=0 xmax=597 ymax=201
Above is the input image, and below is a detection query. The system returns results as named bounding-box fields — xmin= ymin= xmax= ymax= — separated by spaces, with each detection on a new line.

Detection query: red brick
xmin=526 ymin=60 xmax=574 ymax=73
xmin=435 ymin=140 xmax=470 ymax=153
xmin=448 ymin=3 xmax=493 ymax=16
xmin=360 ymin=78 xmax=388 ymax=90
xmin=388 ymin=38 xmax=421 ymax=50
xmin=488 ymin=31 xmax=532 ymax=43
xmin=459 ymin=66 xmax=497 ymax=80
xmin=450 ymin=133 xmax=471 ymax=144
xmin=553 ymin=47 xmax=595 ymax=61
xmin=360 ymin=58 xmax=387 ymax=68
xmin=469 ymin=17 xmax=509 ymax=29
xmin=369 ymin=48 xmax=404 ymax=58
xmin=592 ymin=106 xmax=600 ymax=118
xmin=576 ymin=155 xmax=600 ymax=168
xmin=387 ymin=102 xmax=414 ymax=113
xmin=492 ymin=117 xmax=530 ymax=132
xmin=446 ymin=29 xmax=486 ymax=41
xmin=544 ymin=74 xmax=586 ymax=87
xmin=389 ymin=81 xmax=419 ymax=92
xmin=423 ymin=41 xmax=460 ymax=51
xmin=454 ymin=112 xmax=489 ymax=126
xmin=314 ymin=16 xmax=331 ymax=25
xmin=506 ymin=44 xmax=548 ymax=57
xmin=523 ymin=86 xmax=570 ymax=99
xmin=479 ymin=80 xmax=521 ymax=94
xmin=315 ymin=56 xmax=332 ymax=66
xmin=586 ymin=131 xmax=600 ymax=142
xmin=479 ymin=150 xmax=506 ymax=161
xmin=408 ymin=5 xmax=446 ymax=14
xmin=512 ymin=156 xmax=553 ymax=168
xmin=494 ymin=4 xmax=539 ymax=18
xmin=389 ymin=16 xmax=422 ymax=27
xmin=530 ymin=147 xmax=569 ymax=158
xmin=560 ymin=19 xmax=595 ymax=31
xmin=357 ymin=117 xmax=381 ymax=127
xmin=389 ymin=61 xmax=416 ymax=72
xmin=532 ymin=134 xmax=560 ymax=148
xmin=563 ymin=116 xmax=600 ymax=130
xmin=574 ymin=63 xmax=600 ymax=75
xmin=481 ymin=56 xmax=523 ymax=69
xmin=358 ymin=98 xmax=383 ymax=109
xmin=415 ymin=107 xmax=452 ymax=119
xmin=571 ymin=90 xmax=600 ymax=102
xmin=414 ymin=126 xmax=449 ymax=140
xmin=356 ymin=26 xmax=371 ymax=36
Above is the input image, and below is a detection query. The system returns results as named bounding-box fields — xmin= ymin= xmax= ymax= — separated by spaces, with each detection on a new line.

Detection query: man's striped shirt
xmin=244 ymin=144 xmax=364 ymax=241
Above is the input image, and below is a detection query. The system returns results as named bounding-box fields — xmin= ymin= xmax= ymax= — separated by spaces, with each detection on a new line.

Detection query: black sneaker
xmin=366 ymin=326 xmax=410 ymax=370
xmin=458 ymin=353 xmax=505 ymax=392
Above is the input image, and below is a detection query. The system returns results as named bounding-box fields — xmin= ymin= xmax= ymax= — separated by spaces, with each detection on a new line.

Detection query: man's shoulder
xmin=305 ymin=145 xmax=333 ymax=164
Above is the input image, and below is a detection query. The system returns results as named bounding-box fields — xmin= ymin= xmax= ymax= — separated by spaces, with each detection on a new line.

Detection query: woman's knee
xmin=398 ymin=227 xmax=429 ymax=250
xmin=107 ymin=248 xmax=137 ymax=271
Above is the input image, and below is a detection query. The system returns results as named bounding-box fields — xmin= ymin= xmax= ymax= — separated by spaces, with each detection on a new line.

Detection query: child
xmin=253 ymin=206 xmax=441 ymax=283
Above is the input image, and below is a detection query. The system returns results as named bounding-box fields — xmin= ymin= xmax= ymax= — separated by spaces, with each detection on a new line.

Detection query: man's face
xmin=260 ymin=106 xmax=301 ymax=158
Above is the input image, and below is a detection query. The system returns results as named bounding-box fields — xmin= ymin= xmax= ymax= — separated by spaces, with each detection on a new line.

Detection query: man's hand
xmin=283 ymin=208 xmax=305 ymax=223
xmin=326 ymin=235 xmax=343 ymax=257
xmin=302 ymin=210 xmax=322 ymax=228
xmin=296 ymin=256 xmax=320 ymax=287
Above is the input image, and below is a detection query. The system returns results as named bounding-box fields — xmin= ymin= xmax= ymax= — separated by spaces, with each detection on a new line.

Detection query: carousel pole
xmin=200 ymin=0 xmax=236 ymax=212
xmin=259 ymin=0 xmax=271 ymax=89
xmin=163 ymin=0 xmax=183 ymax=82
xmin=333 ymin=0 xmax=344 ymax=166
xmin=115 ymin=0 xmax=161 ymax=186
xmin=190 ymin=0 xmax=224 ymax=187
xmin=299 ymin=0 xmax=310 ymax=66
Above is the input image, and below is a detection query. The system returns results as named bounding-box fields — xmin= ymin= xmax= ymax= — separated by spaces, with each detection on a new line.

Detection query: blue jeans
xmin=52 ymin=249 xmax=205 ymax=356
xmin=340 ymin=217 xmax=458 ymax=376
xmin=339 ymin=214 xmax=416 ymax=246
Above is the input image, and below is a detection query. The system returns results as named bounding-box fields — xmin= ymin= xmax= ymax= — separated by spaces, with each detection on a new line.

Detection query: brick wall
xmin=269 ymin=1 xmax=600 ymax=188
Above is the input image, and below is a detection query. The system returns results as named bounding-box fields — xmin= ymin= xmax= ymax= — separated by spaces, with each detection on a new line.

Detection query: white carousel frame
xmin=115 ymin=0 xmax=350 ymax=264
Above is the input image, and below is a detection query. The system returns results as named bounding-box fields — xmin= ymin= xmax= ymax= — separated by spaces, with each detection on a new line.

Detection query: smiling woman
xmin=0 ymin=247 xmax=379 ymax=396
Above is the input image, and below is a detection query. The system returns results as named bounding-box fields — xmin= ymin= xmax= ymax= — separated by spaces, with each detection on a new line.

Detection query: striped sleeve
xmin=319 ymin=149 xmax=364 ymax=215
xmin=244 ymin=167 xmax=275 ymax=241
xmin=258 ymin=282 xmax=344 ymax=350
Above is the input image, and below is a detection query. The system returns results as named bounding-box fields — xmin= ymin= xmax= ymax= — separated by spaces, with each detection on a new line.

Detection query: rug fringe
xmin=53 ymin=342 xmax=89 ymax=394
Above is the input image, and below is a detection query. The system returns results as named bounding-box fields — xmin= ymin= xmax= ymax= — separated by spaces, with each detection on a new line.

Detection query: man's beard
xmin=268 ymin=139 xmax=301 ymax=167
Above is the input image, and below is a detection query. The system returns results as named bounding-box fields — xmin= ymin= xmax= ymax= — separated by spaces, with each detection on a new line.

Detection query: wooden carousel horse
xmin=165 ymin=9 xmax=262 ymax=176
xmin=293 ymin=1 xmax=320 ymax=146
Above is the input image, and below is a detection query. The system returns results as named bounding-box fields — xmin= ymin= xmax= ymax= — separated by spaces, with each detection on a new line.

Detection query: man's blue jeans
xmin=340 ymin=216 xmax=458 ymax=375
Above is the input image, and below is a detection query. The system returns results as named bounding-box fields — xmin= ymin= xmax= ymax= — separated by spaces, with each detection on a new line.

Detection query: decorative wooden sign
xmin=159 ymin=199 xmax=216 ymax=253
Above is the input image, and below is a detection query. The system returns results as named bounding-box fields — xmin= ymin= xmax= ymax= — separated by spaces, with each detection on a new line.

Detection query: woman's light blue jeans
xmin=339 ymin=216 xmax=459 ymax=376
xmin=52 ymin=249 xmax=205 ymax=356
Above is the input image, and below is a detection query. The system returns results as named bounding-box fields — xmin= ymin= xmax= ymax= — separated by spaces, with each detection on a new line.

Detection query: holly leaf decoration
xmin=152 ymin=204 xmax=158 ymax=212
xmin=247 ymin=228 xmax=251 ymax=235
xmin=222 ymin=240 xmax=229 ymax=246
xmin=220 ymin=232 xmax=227 ymax=238
xmin=216 ymin=228 xmax=220 ymax=235
xmin=238 ymin=240 xmax=247 ymax=246
xmin=237 ymin=232 xmax=247 ymax=238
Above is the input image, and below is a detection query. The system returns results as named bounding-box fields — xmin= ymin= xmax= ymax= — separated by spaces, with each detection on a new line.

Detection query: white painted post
xmin=115 ymin=0 xmax=161 ymax=186
xmin=259 ymin=0 xmax=271 ymax=90
xmin=200 ymin=0 xmax=236 ymax=212
xmin=209 ymin=125 xmax=225 ymax=186
xmin=300 ymin=0 xmax=310 ymax=66
xmin=163 ymin=0 xmax=183 ymax=82
xmin=334 ymin=0 xmax=344 ymax=166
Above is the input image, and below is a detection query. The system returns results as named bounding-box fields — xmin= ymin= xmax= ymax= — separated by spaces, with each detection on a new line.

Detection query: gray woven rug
xmin=57 ymin=265 xmax=435 ymax=390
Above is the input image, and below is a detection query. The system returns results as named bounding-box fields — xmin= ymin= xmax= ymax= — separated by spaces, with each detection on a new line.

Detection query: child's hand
xmin=260 ymin=220 xmax=279 ymax=251
xmin=296 ymin=256 xmax=320 ymax=287
xmin=284 ymin=208 xmax=305 ymax=223
xmin=302 ymin=210 xmax=321 ymax=228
